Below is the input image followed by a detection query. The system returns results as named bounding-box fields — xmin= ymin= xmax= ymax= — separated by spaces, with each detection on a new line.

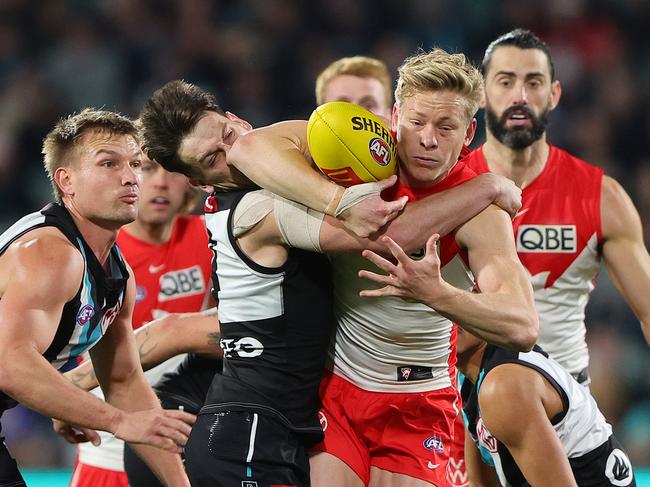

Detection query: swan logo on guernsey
xmin=517 ymin=225 xmax=577 ymax=253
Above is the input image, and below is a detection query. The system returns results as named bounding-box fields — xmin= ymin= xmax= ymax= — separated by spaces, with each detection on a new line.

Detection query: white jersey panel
xmin=204 ymin=209 xmax=285 ymax=323
xmin=531 ymin=234 xmax=600 ymax=374
xmin=330 ymin=252 xmax=474 ymax=392
xmin=517 ymin=350 xmax=612 ymax=457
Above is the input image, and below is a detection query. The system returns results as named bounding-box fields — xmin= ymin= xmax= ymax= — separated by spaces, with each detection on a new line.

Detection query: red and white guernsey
xmin=464 ymin=145 xmax=604 ymax=374
xmin=329 ymin=161 xmax=478 ymax=392
xmin=116 ymin=215 xmax=213 ymax=328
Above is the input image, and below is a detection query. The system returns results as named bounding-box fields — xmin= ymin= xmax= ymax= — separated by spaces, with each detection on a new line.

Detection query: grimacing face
xmin=57 ymin=130 xmax=142 ymax=229
xmin=136 ymin=156 xmax=191 ymax=226
xmin=392 ymin=89 xmax=476 ymax=188
xmin=322 ymin=74 xmax=391 ymax=118
xmin=483 ymin=46 xmax=561 ymax=149
xmin=178 ymin=111 xmax=252 ymax=187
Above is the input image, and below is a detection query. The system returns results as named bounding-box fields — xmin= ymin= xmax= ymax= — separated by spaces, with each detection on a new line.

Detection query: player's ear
xmin=464 ymin=118 xmax=477 ymax=146
xmin=225 ymin=111 xmax=252 ymax=131
xmin=549 ymin=79 xmax=562 ymax=112
xmin=54 ymin=166 xmax=74 ymax=198
xmin=391 ymin=102 xmax=399 ymax=132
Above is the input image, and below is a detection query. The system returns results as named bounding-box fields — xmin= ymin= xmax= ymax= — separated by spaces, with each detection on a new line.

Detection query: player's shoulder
xmin=4 ymin=227 xmax=84 ymax=294
xmin=549 ymin=144 xmax=604 ymax=177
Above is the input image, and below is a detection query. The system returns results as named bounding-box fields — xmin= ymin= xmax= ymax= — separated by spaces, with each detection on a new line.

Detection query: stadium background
xmin=0 ymin=0 xmax=648 ymax=484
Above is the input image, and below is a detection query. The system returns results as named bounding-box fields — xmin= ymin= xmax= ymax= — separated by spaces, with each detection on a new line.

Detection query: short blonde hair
xmin=42 ymin=109 xmax=138 ymax=202
xmin=315 ymin=56 xmax=392 ymax=108
xmin=395 ymin=48 xmax=483 ymax=121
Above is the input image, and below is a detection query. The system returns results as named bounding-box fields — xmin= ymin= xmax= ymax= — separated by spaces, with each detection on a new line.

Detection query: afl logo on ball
xmin=76 ymin=305 xmax=95 ymax=325
xmin=369 ymin=137 xmax=391 ymax=166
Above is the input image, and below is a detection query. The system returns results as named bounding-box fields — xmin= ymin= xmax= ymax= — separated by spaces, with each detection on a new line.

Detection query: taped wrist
xmin=333 ymin=182 xmax=382 ymax=217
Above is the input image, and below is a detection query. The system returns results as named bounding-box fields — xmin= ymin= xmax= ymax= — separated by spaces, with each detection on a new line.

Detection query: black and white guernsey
xmin=461 ymin=345 xmax=635 ymax=487
xmin=0 ymin=203 xmax=129 ymax=412
xmin=202 ymin=190 xmax=334 ymax=444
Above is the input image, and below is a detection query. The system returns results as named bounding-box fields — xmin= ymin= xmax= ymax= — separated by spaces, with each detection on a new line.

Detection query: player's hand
xmin=52 ymin=419 xmax=101 ymax=446
xmin=358 ymin=234 xmax=449 ymax=304
xmin=113 ymin=408 xmax=196 ymax=454
xmin=337 ymin=175 xmax=408 ymax=237
xmin=483 ymin=173 xmax=522 ymax=218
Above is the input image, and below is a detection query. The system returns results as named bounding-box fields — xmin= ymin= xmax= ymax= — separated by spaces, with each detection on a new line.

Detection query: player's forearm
xmin=0 ymin=348 xmax=123 ymax=433
xmin=229 ymin=124 xmax=343 ymax=214
xmin=381 ymin=175 xmax=500 ymax=252
xmin=428 ymin=284 xmax=538 ymax=351
xmin=127 ymin=446 xmax=190 ymax=487
xmin=136 ymin=312 xmax=222 ymax=369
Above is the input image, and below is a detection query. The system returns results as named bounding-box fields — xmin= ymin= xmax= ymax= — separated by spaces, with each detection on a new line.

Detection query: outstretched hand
xmin=338 ymin=175 xmax=408 ymax=238
xmin=359 ymin=234 xmax=448 ymax=304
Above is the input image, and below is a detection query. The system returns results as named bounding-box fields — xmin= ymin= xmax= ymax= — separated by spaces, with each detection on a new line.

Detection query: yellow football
xmin=307 ymin=101 xmax=397 ymax=187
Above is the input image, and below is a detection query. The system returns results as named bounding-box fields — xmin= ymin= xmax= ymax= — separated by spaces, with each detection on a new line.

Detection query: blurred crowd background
xmin=1 ymin=0 xmax=649 ymax=471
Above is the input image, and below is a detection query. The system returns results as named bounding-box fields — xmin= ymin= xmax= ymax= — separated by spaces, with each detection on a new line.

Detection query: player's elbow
xmin=511 ymin=313 xmax=539 ymax=351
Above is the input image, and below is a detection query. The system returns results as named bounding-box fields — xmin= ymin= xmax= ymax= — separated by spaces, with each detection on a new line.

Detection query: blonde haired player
xmin=223 ymin=48 xmax=539 ymax=487
xmin=316 ymin=56 xmax=393 ymax=118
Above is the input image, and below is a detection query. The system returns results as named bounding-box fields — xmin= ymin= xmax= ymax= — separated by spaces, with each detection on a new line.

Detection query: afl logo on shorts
xmin=76 ymin=305 xmax=95 ymax=325
xmin=369 ymin=137 xmax=392 ymax=166
xmin=605 ymin=449 xmax=633 ymax=486
xmin=423 ymin=435 xmax=445 ymax=454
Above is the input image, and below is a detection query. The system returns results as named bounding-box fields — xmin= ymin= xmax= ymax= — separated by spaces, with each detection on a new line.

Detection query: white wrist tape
xmin=333 ymin=182 xmax=382 ymax=217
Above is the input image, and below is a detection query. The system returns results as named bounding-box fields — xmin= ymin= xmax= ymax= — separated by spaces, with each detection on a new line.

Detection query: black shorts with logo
xmin=185 ymin=410 xmax=311 ymax=487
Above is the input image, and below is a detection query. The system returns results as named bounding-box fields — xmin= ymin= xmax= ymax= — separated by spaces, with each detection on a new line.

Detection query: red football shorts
xmin=311 ymin=371 xmax=458 ymax=486
xmin=447 ymin=402 xmax=469 ymax=486
xmin=69 ymin=461 xmax=128 ymax=487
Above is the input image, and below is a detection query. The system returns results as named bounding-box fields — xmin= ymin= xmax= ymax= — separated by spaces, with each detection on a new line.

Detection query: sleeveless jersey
xmin=201 ymin=190 xmax=334 ymax=442
xmin=461 ymin=345 xmax=635 ymax=486
xmin=464 ymin=145 xmax=604 ymax=374
xmin=0 ymin=203 xmax=128 ymax=412
xmin=330 ymin=161 xmax=478 ymax=392
xmin=115 ymin=215 xmax=212 ymax=328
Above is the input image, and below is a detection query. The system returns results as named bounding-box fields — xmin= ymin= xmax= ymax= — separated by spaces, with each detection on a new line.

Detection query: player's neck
xmin=482 ymin=133 xmax=550 ymax=189
xmin=125 ymin=217 xmax=176 ymax=245
xmin=456 ymin=341 xmax=487 ymax=383
xmin=65 ymin=206 xmax=119 ymax=267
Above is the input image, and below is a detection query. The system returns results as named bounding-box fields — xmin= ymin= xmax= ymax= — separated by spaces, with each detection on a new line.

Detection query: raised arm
xmin=600 ymin=175 xmax=650 ymax=344
xmin=479 ymin=365 xmax=578 ymax=487
xmin=228 ymin=120 xmax=407 ymax=237
xmin=357 ymin=206 xmax=537 ymax=350
xmin=66 ymin=310 xmax=222 ymax=391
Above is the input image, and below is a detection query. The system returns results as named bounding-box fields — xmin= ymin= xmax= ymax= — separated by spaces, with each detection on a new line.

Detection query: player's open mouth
xmin=151 ymin=196 xmax=170 ymax=207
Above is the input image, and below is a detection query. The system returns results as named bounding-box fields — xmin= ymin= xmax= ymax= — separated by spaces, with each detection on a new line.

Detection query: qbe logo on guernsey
xmin=517 ymin=225 xmax=577 ymax=253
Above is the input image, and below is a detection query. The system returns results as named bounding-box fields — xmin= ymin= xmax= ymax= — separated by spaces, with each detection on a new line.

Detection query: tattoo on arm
xmin=138 ymin=327 xmax=157 ymax=361
xmin=207 ymin=331 xmax=220 ymax=347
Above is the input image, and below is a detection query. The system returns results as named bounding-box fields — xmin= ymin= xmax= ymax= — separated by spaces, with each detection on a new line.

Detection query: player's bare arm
xmin=228 ymin=120 xmax=407 ymax=237
xmin=320 ymin=172 xmax=522 ymax=254
xmin=64 ymin=310 xmax=222 ymax=391
xmin=359 ymin=206 xmax=538 ymax=350
xmin=463 ymin=429 xmax=501 ymax=487
xmin=0 ymin=231 xmax=118 ymax=428
xmin=479 ymin=365 xmax=578 ymax=487
xmin=87 ymin=271 xmax=194 ymax=487
xmin=600 ymin=175 xmax=650 ymax=344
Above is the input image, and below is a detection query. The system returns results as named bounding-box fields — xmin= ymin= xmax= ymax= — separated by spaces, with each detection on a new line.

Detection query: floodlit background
xmin=0 ymin=0 xmax=648 ymax=481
